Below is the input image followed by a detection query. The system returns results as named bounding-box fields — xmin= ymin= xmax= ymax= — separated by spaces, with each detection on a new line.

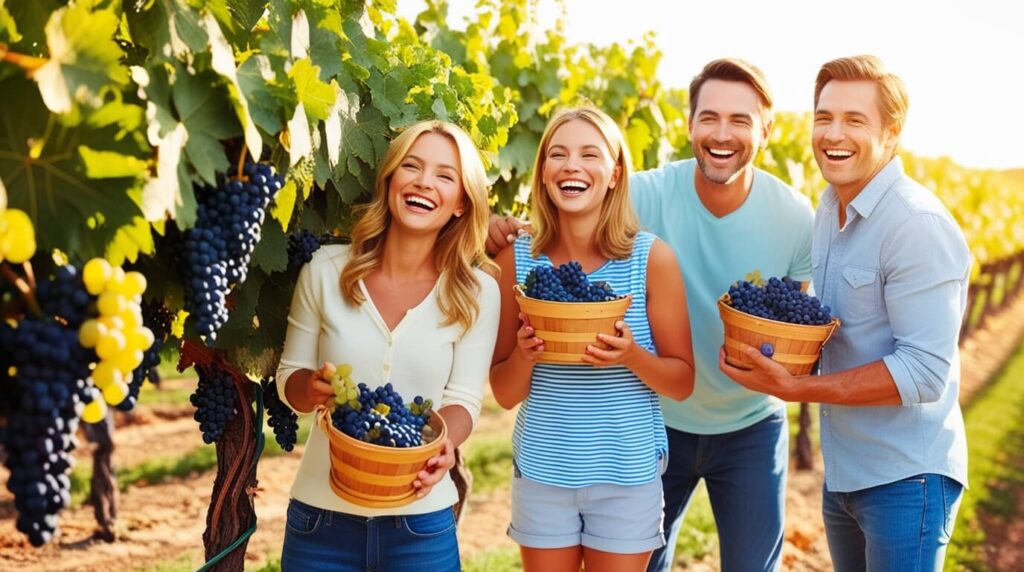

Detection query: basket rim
xmin=317 ymin=407 xmax=447 ymax=453
xmin=513 ymin=283 xmax=632 ymax=306
xmin=718 ymin=293 xmax=841 ymax=330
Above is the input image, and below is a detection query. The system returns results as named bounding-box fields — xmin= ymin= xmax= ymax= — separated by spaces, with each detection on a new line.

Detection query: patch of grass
xmin=461 ymin=435 xmax=514 ymax=493
xmin=135 ymin=553 xmax=197 ymax=572
xmin=673 ymin=481 xmax=718 ymax=565
xmin=70 ymin=444 xmax=218 ymax=506
xmin=137 ymin=379 xmax=195 ymax=407
xmin=248 ymin=555 xmax=281 ymax=571
xmin=462 ymin=546 xmax=521 ymax=572
xmin=948 ymin=339 xmax=1024 ymax=569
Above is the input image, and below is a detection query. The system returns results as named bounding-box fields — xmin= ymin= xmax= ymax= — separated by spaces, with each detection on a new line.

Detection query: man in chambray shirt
xmin=721 ymin=55 xmax=969 ymax=570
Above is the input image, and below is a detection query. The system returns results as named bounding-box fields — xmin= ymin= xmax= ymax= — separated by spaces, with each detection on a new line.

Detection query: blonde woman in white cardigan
xmin=275 ymin=120 xmax=500 ymax=572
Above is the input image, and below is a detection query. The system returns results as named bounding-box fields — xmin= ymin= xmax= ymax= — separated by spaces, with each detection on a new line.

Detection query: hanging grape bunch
xmin=325 ymin=365 xmax=436 ymax=448
xmin=190 ymin=363 xmax=239 ymax=444
xmin=287 ymin=230 xmax=323 ymax=269
xmin=727 ymin=276 xmax=833 ymax=326
xmin=522 ymin=262 xmax=620 ymax=302
xmin=178 ymin=162 xmax=282 ymax=343
xmin=262 ymin=377 xmax=299 ymax=452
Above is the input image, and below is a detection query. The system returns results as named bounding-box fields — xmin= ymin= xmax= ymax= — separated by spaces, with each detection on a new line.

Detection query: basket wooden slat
xmin=513 ymin=284 xmax=632 ymax=364
xmin=718 ymin=293 xmax=840 ymax=376
xmin=317 ymin=408 xmax=447 ymax=508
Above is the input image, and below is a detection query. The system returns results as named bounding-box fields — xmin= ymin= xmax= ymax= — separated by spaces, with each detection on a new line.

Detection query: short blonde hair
xmin=814 ymin=55 xmax=909 ymax=135
xmin=340 ymin=121 xmax=495 ymax=332
xmin=530 ymin=106 xmax=639 ymax=260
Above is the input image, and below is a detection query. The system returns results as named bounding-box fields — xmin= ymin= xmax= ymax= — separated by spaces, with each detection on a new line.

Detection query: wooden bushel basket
xmin=513 ymin=284 xmax=632 ymax=364
xmin=317 ymin=407 xmax=447 ymax=508
xmin=718 ymin=293 xmax=841 ymax=376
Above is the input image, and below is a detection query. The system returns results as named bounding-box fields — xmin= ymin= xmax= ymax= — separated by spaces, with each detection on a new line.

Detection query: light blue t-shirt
xmin=631 ymin=159 xmax=814 ymax=434
xmin=814 ymin=157 xmax=969 ymax=492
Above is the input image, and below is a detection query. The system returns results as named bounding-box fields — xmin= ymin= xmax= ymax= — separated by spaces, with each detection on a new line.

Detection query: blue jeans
xmin=281 ymin=499 xmax=460 ymax=572
xmin=647 ymin=409 xmax=788 ymax=572
xmin=823 ymin=474 xmax=964 ymax=571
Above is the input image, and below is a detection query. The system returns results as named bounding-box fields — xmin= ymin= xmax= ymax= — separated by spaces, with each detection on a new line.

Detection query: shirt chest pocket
xmin=840 ymin=266 xmax=879 ymax=320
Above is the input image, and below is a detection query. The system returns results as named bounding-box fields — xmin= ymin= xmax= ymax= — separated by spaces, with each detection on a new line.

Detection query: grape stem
xmin=1 ymin=262 xmax=43 ymax=318
xmin=234 ymin=143 xmax=248 ymax=181
xmin=0 ymin=44 xmax=48 ymax=74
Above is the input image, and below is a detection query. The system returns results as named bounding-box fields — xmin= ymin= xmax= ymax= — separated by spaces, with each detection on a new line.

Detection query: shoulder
xmin=888 ymin=175 xmax=957 ymax=222
xmin=647 ymin=238 xmax=679 ymax=269
xmin=753 ymin=168 xmax=813 ymax=215
xmin=472 ymin=266 xmax=501 ymax=299
xmin=632 ymin=159 xmax=694 ymax=189
xmin=298 ymin=243 xmax=349 ymax=282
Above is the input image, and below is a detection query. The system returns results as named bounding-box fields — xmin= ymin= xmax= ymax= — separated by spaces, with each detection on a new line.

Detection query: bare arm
xmin=488 ymin=246 xmax=541 ymax=409
xmin=283 ymin=362 xmax=337 ymax=413
xmin=584 ymin=240 xmax=695 ymax=400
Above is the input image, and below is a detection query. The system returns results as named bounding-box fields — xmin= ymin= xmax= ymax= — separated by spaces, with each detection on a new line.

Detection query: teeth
xmin=559 ymin=180 xmax=589 ymax=191
xmin=404 ymin=195 xmax=437 ymax=210
xmin=826 ymin=150 xmax=853 ymax=158
xmin=708 ymin=148 xmax=735 ymax=157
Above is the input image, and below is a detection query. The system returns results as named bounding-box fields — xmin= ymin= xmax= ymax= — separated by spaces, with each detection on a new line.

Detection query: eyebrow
xmin=815 ymin=109 xmax=870 ymax=121
xmin=404 ymin=154 xmax=458 ymax=172
xmin=547 ymin=144 xmax=604 ymax=152
xmin=696 ymin=110 xmax=754 ymax=121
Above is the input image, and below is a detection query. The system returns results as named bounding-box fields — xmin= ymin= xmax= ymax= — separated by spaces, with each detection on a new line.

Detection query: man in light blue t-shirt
xmin=487 ymin=58 xmax=813 ymax=572
xmin=631 ymin=59 xmax=812 ymax=572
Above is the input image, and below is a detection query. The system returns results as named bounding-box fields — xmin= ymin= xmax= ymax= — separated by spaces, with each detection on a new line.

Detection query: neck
xmin=378 ymin=226 xmax=439 ymax=282
xmin=694 ymin=165 xmax=754 ymax=218
xmin=549 ymin=210 xmax=603 ymax=269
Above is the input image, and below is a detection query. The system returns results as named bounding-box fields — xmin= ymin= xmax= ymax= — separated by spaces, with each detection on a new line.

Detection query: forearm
xmin=789 ymin=360 xmax=901 ymax=406
xmin=437 ymin=404 xmax=473 ymax=448
xmin=284 ymin=369 xmax=320 ymax=414
xmin=489 ymin=352 xmax=534 ymax=409
xmin=625 ymin=349 xmax=694 ymax=401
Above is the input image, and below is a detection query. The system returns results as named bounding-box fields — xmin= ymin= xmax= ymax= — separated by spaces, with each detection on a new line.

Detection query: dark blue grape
xmin=287 ymin=230 xmax=322 ymax=269
xmin=728 ymin=277 xmax=832 ymax=326
xmin=523 ymin=262 xmax=620 ymax=302
xmin=190 ymin=363 xmax=238 ymax=443
xmin=329 ymin=383 xmax=432 ymax=448
xmin=262 ymin=377 xmax=298 ymax=452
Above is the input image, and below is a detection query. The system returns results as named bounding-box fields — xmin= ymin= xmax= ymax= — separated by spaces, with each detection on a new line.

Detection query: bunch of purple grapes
xmin=190 ymin=363 xmax=238 ymax=444
xmin=0 ymin=266 xmax=96 ymax=546
xmin=523 ymin=262 xmax=618 ymax=302
xmin=287 ymin=230 xmax=322 ymax=269
xmin=728 ymin=277 xmax=832 ymax=326
xmin=179 ymin=162 xmax=281 ymax=343
xmin=262 ymin=377 xmax=299 ymax=452
xmin=330 ymin=383 xmax=433 ymax=448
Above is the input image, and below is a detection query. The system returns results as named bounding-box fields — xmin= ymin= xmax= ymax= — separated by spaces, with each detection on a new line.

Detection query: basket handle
xmin=821 ymin=317 xmax=842 ymax=347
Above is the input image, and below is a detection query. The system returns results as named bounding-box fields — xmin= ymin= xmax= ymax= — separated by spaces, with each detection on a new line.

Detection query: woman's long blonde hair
xmin=340 ymin=121 xmax=495 ymax=332
xmin=530 ymin=106 xmax=639 ymax=259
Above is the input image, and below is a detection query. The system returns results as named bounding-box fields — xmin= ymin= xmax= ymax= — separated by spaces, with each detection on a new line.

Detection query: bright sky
xmin=398 ymin=0 xmax=1024 ymax=170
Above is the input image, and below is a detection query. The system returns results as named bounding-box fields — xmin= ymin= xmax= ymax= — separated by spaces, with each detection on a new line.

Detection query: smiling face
xmin=541 ymin=118 xmax=621 ymax=219
xmin=689 ymin=79 xmax=770 ymax=186
xmin=387 ymin=131 xmax=465 ymax=235
xmin=813 ymin=79 xmax=899 ymax=198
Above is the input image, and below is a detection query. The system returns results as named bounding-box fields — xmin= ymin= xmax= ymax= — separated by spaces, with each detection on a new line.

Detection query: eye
xmin=439 ymin=173 xmax=455 ymax=182
xmin=549 ymin=151 xmax=566 ymax=159
xmin=583 ymin=152 xmax=599 ymax=159
xmin=813 ymin=117 xmax=829 ymax=125
xmin=401 ymin=161 xmax=419 ymax=170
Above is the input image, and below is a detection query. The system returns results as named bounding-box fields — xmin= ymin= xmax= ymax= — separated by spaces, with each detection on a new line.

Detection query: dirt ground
xmin=2 ymin=294 xmax=1023 ymax=571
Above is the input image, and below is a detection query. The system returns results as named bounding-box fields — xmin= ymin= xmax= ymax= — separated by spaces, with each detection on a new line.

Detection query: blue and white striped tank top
xmin=512 ymin=231 xmax=668 ymax=487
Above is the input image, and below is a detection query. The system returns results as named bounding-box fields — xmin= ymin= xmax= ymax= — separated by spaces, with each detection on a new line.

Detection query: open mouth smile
xmin=403 ymin=194 xmax=437 ymax=212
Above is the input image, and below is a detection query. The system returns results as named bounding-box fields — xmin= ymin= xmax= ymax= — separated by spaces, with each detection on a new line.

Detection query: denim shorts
xmin=508 ymin=467 xmax=666 ymax=554
xmin=281 ymin=499 xmax=460 ymax=572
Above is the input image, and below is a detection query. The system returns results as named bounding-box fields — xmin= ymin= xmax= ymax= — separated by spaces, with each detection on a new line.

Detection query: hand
xmin=583 ymin=321 xmax=637 ymax=367
xmin=486 ymin=213 xmax=529 ymax=257
xmin=515 ymin=313 xmax=545 ymax=362
xmin=413 ymin=438 xmax=456 ymax=499
xmin=307 ymin=362 xmax=336 ymax=408
xmin=718 ymin=344 xmax=796 ymax=401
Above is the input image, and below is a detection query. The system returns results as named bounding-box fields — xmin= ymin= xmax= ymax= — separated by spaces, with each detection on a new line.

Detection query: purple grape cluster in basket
xmin=728 ymin=277 xmax=832 ymax=326
xmin=523 ymin=262 xmax=619 ymax=302
xmin=330 ymin=382 xmax=434 ymax=448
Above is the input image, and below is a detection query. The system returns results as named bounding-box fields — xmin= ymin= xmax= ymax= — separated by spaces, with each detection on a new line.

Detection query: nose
xmin=713 ymin=120 xmax=732 ymax=142
xmin=415 ymin=171 xmax=435 ymax=189
xmin=562 ymin=154 xmax=582 ymax=172
xmin=823 ymin=120 xmax=844 ymax=142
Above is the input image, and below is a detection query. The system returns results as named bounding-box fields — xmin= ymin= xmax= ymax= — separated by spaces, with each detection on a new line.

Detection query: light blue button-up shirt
xmin=812 ymin=157 xmax=969 ymax=493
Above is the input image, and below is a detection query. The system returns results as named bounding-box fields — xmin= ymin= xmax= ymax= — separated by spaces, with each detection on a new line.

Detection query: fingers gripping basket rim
xmin=513 ymin=284 xmax=633 ymax=364
xmin=316 ymin=406 xmax=447 ymax=508
xmin=718 ymin=293 xmax=841 ymax=376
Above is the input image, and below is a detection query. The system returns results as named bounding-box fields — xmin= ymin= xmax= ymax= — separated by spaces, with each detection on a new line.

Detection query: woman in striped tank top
xmin=490 ymin=106 xmax=696 ymax=571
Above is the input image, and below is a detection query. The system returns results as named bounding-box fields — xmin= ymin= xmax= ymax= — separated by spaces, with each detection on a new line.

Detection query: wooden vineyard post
xmin=180 ymin=341 xmax=259 ymax=572
xmin=82 ymin=409 xmax=117 ymax=542
xmin=795 ymin=403 xmax=815 ymax=471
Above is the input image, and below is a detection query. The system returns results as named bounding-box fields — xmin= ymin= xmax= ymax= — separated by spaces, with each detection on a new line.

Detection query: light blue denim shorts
xmin=508 ymin=467 xmax=666 ymax=554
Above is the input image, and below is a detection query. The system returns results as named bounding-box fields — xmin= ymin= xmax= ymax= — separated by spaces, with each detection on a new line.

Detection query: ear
xmin=761 ymin=116 xmax=774 ymax=150
xmin=883 ymin=121 xmax=901 ymax=151
xmin=610 ymin=163 xmax=622 ymax=189
xmin=453 ymin=197 xmax=466 ymax=218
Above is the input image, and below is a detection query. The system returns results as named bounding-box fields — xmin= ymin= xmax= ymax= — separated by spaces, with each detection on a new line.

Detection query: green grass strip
xmin=948 ymin=340 xmax=1024 ymax=569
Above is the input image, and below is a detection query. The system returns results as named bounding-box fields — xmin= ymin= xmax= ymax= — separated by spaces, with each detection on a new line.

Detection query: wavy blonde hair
xmin=530 ymin=106 xmax=639 ymax=259
xmin=340 ymin=120 xmax=495 ymax=333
